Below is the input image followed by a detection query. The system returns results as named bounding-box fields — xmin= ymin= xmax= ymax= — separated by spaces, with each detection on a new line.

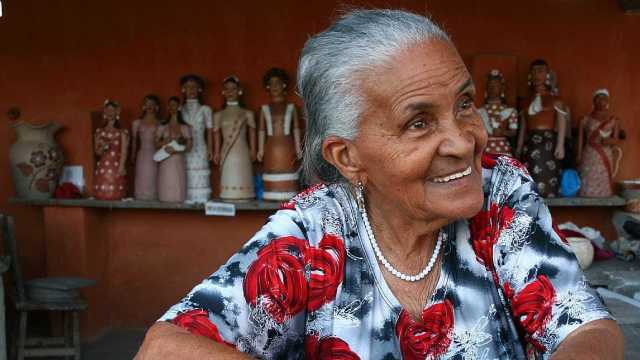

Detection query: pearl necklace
xmin=359 ymin=205 xmax=445 ymax=282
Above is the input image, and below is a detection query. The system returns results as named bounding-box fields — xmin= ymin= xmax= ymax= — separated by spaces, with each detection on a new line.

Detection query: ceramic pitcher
xmin=9 ymin=121 xmax=64 ymax=199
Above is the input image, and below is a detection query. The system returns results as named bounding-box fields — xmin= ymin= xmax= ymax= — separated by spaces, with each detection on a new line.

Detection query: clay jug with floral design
xmin=10 ymin=121 xmax=64 ymax=199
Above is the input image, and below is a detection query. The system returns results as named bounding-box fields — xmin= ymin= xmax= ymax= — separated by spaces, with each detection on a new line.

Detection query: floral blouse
xmin=160 ymin=154 xmax=612 ymax=359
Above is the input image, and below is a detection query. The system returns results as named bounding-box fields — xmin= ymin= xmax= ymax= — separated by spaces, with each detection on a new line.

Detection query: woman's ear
xmin=322 ymin=136 xmax=364 ymax=184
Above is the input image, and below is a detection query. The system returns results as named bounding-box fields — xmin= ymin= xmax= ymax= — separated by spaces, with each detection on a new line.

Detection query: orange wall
xmin=1 ymin=0 xmax=639 ymax=331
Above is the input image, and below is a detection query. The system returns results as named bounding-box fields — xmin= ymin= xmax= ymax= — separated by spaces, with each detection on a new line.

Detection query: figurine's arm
xmin=603 ymin=118 xmax=621 ymax=146
xmin=154 ymin=126 xmax=165 ymax=149
xmin=293 ymin=106 xmax=302 ymax=159
xmin=204 ymin=107 xmax=214 ymax=161
xmin=119 ymin=131 xmax=129 ymax=176
xmin=576 ymin=117 xmax=585 ymax=164
xmin=554 ymin=101 xmax=568 ymax=160
xmin=248 ymin=111 xmax=257 ymax=162
xmin=130 ymin=120 xmax=139 ymax=163
xmin=184 ymin=126 xmax=193 ymax=153
xmin=212 ymin=112 xmax=221 ymax=166
xmin=94 ymin=130 xmax=104 ymax=156
xmin=516 ymin=113 xmax=527 ymax=158
xmin=257 ymin=109 xmax=265 ymax=162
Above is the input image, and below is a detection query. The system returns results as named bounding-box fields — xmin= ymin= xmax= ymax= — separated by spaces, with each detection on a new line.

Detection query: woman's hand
xmin=257 ymin=150 xmax=264 ymax=162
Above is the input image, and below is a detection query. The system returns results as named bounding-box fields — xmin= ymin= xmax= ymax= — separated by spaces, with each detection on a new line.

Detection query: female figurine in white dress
xmin=477 ymin=69 xmax=518 ymax=156
xmin=180 ymin=74 xmax=213 ymax=203
xmin=212 ymin=76 xmax=256 ymax=201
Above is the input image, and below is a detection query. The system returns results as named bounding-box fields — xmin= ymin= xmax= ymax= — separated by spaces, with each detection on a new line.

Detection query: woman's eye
xmin=457 ymin=96 xmax=475 ymax=114
xmin=408 ymin=118 xmax=427 ymax=130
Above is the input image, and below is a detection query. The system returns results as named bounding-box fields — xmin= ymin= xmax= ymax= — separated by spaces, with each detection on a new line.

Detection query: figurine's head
xmin=592 ymin=89 xmax=610 ymax=112
xmin=528 ymin=59 xmax=551 ymax=90
xmin=141 ymin=94 xmax=161 ymax=118
xmin=485 ymin=69 xmax=506 ymax=103
xmin=180 ymin=74 xmax=205 ymax=101
xmin=165 ymin=96 xmax=188 ymax=126
xmin=103 ymin=99 xmax=121 ymax=128
xmin=222 ymin=75 xmax=243 ymax=103
xmin=263 ymin=68 xmax=289 ymax=99
xmin=168 ymin=96 xmax=180 ymax=115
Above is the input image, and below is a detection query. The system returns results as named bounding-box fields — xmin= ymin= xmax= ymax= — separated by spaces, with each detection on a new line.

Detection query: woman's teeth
xmin=432 ymin=166 xmax=472 ymax=183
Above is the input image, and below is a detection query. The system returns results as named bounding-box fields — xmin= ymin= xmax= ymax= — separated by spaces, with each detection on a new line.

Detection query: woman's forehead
xmin=361 ymin=40 xmax=470 ymax=105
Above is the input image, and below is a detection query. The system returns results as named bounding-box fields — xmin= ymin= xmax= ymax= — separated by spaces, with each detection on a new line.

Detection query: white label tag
xmin=205 ymin=201 xmax=236 ymax=217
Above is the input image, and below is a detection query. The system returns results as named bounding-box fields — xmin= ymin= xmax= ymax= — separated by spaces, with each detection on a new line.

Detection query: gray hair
xmin=297 ymin=9 xmax=451 ymax=184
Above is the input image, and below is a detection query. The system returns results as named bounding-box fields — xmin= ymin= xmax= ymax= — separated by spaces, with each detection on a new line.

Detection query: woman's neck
xmin=486 ymin=97 xmax=502 ymax=105
xmin=364 ymin=188 xmax=443 ymax=261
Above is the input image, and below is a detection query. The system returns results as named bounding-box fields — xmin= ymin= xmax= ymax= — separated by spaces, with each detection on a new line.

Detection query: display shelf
xmin=543 ymin=196 xmax=626 ymax=207
xmin=10 ymin=196 xmax=626 ymax=210
xmin=9 ymin=197 xmax=282 ymax=211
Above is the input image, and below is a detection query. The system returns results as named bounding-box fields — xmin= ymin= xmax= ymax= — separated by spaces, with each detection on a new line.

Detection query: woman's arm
xmin=135 ymin=322 xmax=251 ymax=360
xmin=550 ymin=319 xmax=623 ymax=360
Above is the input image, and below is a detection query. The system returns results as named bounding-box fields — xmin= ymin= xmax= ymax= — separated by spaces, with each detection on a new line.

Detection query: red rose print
xmin=510 ymin=275 xmax=556 ymax=351
xmin=552 ymin=223 xmax=571 ymax=245
xmin=396 ymin=300 xmax=455 ymax=360
xmin=305 ymin=334 xmax=360 ymax=360
xmin=171 ymin=309 xmax=232 ymax=346
xmin=481 ymin=152 xmax=500 ymax=169
xmin=244 ymin=236 xmax=309 ymax=323
xmin=305 ymin=234 xmax=346 ymax=311
xmin=469 ymin=203 xmax=515 ymax=273
xmin=280 ymin=183 xmax=326 ymax=210
xmin=503 ymin=156 xmax=529 ymax=175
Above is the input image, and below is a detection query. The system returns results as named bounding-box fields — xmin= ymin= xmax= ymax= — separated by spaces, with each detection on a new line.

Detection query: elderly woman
xmin=136 ymin=10 xmax=622 ymax=360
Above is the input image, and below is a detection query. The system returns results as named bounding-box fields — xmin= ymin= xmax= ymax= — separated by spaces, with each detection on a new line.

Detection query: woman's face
xmin=168 ymin=100 xmax=179 ymax=115
xmin=267 ymin=76 xmax=286 ymax=98
xmin=222 ymin=81 xmax=240 ymax=102
xmin=183 ymin=80 xmax=201 ymax=99
xmin=143 ymin=98 xmax=158 ymax=115
xmin=594 ymin=94 xmax=609 ymax=111
xmin=353 ymin=40 xmax=486 ymax=223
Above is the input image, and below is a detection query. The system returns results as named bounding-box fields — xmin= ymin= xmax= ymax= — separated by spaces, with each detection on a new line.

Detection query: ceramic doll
xmin=131 ymin=94 xmax=160 ymax=200
xmin=180 ymin=74 xmax=213 ymax=203
xmin=516 ymin=59 xmax=569 ymax=198
xmin=212 ymin=76 xmax=256 ymax=201
xmin=156 ymin=96 xmax=193 ymax=202
xmin=257 ymin=68 xmax=302 ymax=201
xmin=577 ymin=89 xmax=623 ymax=197
xmin=94 ymin=100 xmax=129 ymax=200
xmin=478 ymin=69 xmax=518 ymax=156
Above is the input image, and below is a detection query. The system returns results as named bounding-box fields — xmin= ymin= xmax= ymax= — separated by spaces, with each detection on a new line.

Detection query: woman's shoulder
xmin=481 ymin=153 xmax=534 ymax=205
xmin=278 ymin=183 xmax=355 ymax=244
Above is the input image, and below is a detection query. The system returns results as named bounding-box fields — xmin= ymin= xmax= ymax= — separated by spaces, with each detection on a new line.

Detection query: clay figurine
xmin=156 ymin=96 xmax=193 ymax=203
xmin=478 ymin=69 xmax=518 ymax=156
xmin=257 ymin=68 xmax=302 ymax=201
xmin=213 ymin=76 xmax=256 ymax=201
xmin=131 ymin=94 xmax=160 ymax=200
xmin=577 ymin=89 xmax=623 ymax=197
xmin=179 ymin=74 xmax=213 ymax=203
xmin=94 ymin=100 xmax=129 ymax=200
xmin=516 ymin=59 xmax=569 ymax=198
